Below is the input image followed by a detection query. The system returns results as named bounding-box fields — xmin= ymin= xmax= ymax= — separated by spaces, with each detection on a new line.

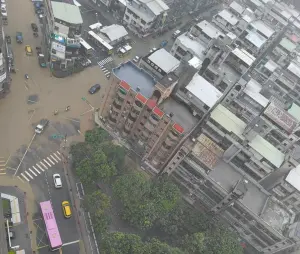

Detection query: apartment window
xmin=132 ymin=21 xmax=136 ymax=25
xmin=125 ymin=14 xmax=129 ymax=20
xmin=141 ymin=19 xmax=146 ymax=25
xmin=176 ymin=46 xmax=186 ymax=56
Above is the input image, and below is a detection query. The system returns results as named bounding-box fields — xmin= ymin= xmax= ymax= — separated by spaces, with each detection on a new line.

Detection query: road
xmin=0 ymin=0 xmax=111 ymax=252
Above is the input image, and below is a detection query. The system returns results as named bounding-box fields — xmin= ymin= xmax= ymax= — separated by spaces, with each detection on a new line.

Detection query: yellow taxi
xmin=61 ymin=201 xmax=72 ymax=218
xmin=25 ymin=45 xmax=32 ymax=56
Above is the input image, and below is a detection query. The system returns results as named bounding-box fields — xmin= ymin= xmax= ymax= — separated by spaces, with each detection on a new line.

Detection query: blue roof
xmin=113 ymin=61 xmax=156 ymax=98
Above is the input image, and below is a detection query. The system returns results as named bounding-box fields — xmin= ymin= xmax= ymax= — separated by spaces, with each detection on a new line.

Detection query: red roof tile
xmin=153 ymin=106 xmax=164 ymax=118
xmin=120 ymin=80 xmax=130 ymax=91
xmin=146 ymin=99 xmax=156 ymax=109
xmin=136 ymin=93 xmax=147 ymax=104
xmin=173 ymin=123 xmax=184 ymax=134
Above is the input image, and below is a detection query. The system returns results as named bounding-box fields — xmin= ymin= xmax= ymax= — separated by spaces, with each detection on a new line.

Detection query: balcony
xmin=165 ymin=136 xmax=176 ymax=147
xmin=112 ymin=101 xmax=122 ymax=111
xmin=168 ymin=130 xmax=179 ymax=141
xmin=149 ymin=114 xmax=159 ymax=125
xmin=144 ymin=121 xmax=155 ymax=132
xmin=133 ymin=100 xmax=143 ymax=111
xmin=128 ymin=112 xmax=137 ymax=122
xmin=118 ymin=87 xmax=127 ymax=99
xmin=108 ymin=115 xmax=117 ymax=124
xmin=114 ymin=98 xmax=123 ymax=106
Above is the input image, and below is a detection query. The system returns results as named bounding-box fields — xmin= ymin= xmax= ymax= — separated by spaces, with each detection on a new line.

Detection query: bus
xmin=79 ymin=38 xmax=94 ymax=55
xmin=40 ymin=201 xmax=62 ymax=251
xmin=88 ymin=30 xmax=113 ymax=55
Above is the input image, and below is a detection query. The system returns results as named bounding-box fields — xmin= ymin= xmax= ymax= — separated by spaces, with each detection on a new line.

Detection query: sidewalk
xmin=0 ymin=175 xmax=37 ymax=253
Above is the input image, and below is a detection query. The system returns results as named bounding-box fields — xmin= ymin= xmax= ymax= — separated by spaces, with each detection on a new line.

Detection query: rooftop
xmin=264 ymin=59 xmax=279 ymax=72
xmin=100 ymin=24 xmax=128 ymax=42
xmin=160 ymin=97 xmax=198 ymax=133
xmin=148 ymin=48 xmax=180 ymax=73
xmin=243 ymin=79 xmax=269 ymax=107
xmin=159 ymin=72 xmax=178 ymax=87
xmin=113 ymin=61 xmax=156 ymax=98
xmin=229 ymin=1 xmax=245 ymax=14
xmin=245 ymin=30 xmax=267 ymax=48
xmin=250 ymin=20 xmax=275 ymax=38
xmin=231 ymin=48 xmax=256 ymax=66
xmin=177 ymin=32 xmax=206 ymax=60
xmin=196 ymin=20 xmax=224 ymax=39
xmin=279 ymin=37 xmax=297 ymax=52
xmin=217 ymin=9 xmax=239 ymax=25
xmin=139 ymin=0 xmax=169 ymax=15
xmin=186 ymin=73 xmax=223 ymax=108
xmin=51 ymin=2 xmax=83 ymax=25
xmin=210 ymin=104 xmax=247 ymax=140
xmin=249 ymin=135 xmax=285 ymax=168
xmin=286 ymin=165 xmax=300 ymax=192
xmin=287 ymin=61 xmax=300 ymax=79
xmin=188 ymin=56 xmax=202 ymax=69
xmin=288 ymin=103 xmax=300 ymax=122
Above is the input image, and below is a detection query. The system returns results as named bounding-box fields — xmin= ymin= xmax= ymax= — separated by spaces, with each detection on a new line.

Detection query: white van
xmin=172 ymin=30 xmax=181 ymax=39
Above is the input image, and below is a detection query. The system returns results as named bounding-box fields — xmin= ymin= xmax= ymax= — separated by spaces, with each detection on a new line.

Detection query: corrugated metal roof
xmin=231 ymin=48 xmax=256 ymax=66
xmin=286 ymin=165 xmax=300 ymax=192
xmin=245 ymin=30 xmax=266 ymax=48
xmin=51 ymin=2 xmax=83 ymax=24
xmin=148 ymin=48 xmax=180 ymax=73
xmin=279 ymin=37 xmax=297 ymax=52
xmin=210 ymin=104 xmax=247 ymax=139
xmin=249 ymin=135 xmax=285 ymax=168
xmin=100 ymin=24 xmax=128 ymax=42
xmin=288 ymin=103 xmax=300 ymax=122
xmin=244 ymin=79 xmax=269 ymax=107
xmin=196 ymin=20 xmax=224 ymax=39
xmin=250 ymin=20 xmax=275 ymax=38
xmin=217 ymin=9 xmax=239 ymax=25
xmin=287 ymin=62 xmax=300 ymax=79
xmin=229 ymin=1 xmax=245 ymax=14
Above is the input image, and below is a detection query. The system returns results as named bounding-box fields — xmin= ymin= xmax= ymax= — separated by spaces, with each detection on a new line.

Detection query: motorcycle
xmin=25 ymin=74 xmax=29 ymax=79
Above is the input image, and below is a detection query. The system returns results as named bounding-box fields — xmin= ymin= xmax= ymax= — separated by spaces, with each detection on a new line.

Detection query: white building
xmin=100 ymin=24 xmax=128 ymax=45
xmin=123 ymin=0 xmax=169 ymax=35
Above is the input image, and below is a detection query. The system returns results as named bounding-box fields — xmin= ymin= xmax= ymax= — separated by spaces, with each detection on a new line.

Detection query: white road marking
xmin=47 ymin=157 xmax=55 ymax=165
xmin=28 ymin=168 xmax=37 ymax=177
xmin=43 ymin=159 xmax=51 ymax=167
xmin=40 ymin=162 xmax=48 ymax=170
xmin=50 ymin=155 xmax=58 ymax=163
xmin=17 ymin=176 xmax=24 ymax=183
xmin=21 ymin=173 xmax=30 ymax=182
xmin=25 ymin=171 xmax=34 ymax=179
xmin=32 ymin=166 xmax=40 ymax=174
xmin=56 ymin=151 xmax=61 ymax=155
xmin=53 ymin=152 xmax=61 ymax=161
xmin=36 ymin=163 xmax=45 ymax=172
xmin=62 ymin=240 xmax=80 ymax=246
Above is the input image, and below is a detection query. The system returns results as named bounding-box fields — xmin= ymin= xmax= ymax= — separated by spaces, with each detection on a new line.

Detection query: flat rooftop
xmin=177 ymin=32 xmax=206 ymax=60
xmin=217 ymin=9 xmax=239 ymax=25
xmin=51 ymin=2 xmax=83 ymax=24
xmin=160 ymin=97 xmax=198 ymax=133
xmin=113 ymin=61 xmax=156 ymax=98
xmin=250 ymin=20 xmax=275 ymax=39
xmin=196 ymin=20 xmax=224 ymax=39
xmin=148 ymin=48 xmax=180 ymax=73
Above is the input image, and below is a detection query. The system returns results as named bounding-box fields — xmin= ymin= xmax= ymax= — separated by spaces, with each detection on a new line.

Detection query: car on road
xmin=1 ymin=4 xmax=7 ymax=16
xmin=133 ymin=56 xmax=139 ymax=64
xmin=53 ymin=174 xmax=62 ymax=188
xmin=89 ymin=84 xmax=101 ymax=94
xmin=62 ymin=201 xmax=72 ymax=218
xmin=31 ymin=23 xmax=38 ymax=32
xmin=35 ymin=119 xmax=49 ymax=134
xmin=25 ymin=45 xmax=33 ymax=56
xmin=38 ymin=54 xmax=46 ymax=67
xmin=16 ymin=32 xmax=23 ymax=43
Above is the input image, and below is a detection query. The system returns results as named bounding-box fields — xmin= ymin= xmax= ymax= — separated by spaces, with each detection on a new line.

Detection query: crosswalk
xmin=0 ymin=157 xmax=6 ymax=175
xmin=97 ymin=57 xmax=113 ymax=79
xmin=17 ymin=151 xmax=62 ymax=183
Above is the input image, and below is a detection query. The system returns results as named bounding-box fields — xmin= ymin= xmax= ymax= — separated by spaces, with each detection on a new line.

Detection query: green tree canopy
xmin=181 ymin=233 xmax=205 ymax=254
xmin=85 ymin=127 xmax=109 ymax=146
xmin=99 ymin=141 xmax=126 ymax=170
xmin=144 ymin=238 xmax=184 ymax=254
xmin=70 ymin=142 xmax=91 ymax=167
xmin=85 ymin=190 xmax=111 ymax=213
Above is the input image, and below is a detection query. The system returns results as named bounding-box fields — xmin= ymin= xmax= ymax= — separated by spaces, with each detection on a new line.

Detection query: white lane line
xmin=40 ymin=161 xmax=48 ymax=170
xmin=28 ymin=168 xmax=37 ymax=177
xmin=17 ymin=176 xmax=24 ymax=183
xmin=50 ymin=155 xmax=58 ymax=163
xmin=47 ymin=157 xmax=55 ymax=165
xmin=56 ymin=151 xmax=61 ymax=155
xmin=25 ymin=171 xmax=34 ymax=179
xmin=53 ymin=153 xmax=61 ymax=161
xmin=36 ymin=163 xmax=45 ymax=172
xmin=32 ymin=166 xmax=40 ymax=174
xmin=43 ymin=159 xmax=51 ymax=167
xmin=62 ymin=240 xmax=80 ymax=246
xmin=21 ymin=173 xmax=30 ymax=182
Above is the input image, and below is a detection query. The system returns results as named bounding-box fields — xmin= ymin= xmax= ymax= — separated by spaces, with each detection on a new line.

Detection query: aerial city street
xmin=1 ymin=0 xmax=300 ymax=253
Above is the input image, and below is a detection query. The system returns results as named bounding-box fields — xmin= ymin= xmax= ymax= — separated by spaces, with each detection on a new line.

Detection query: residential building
xmin=123 ymin=0 xmax=169 ymax=36
xmin=99 ymin=24 xmax=129 ymax=46
xmin=43 ymin=1 xmax=83 ymax=75
xmin=0 ymin=22 xmax=8 ymax=96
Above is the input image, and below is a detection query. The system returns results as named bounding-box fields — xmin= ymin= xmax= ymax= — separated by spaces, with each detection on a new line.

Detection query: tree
xmin=86 ymin=190 xmax=111 ymax=213
xmin=181 ymin=233 xmax=205 ymax=254
xmin=102 ymin=232 xmax=144 ymax=254
xmin=100 ymin=141 xmax=126 ymax=170
xmin=203 ymin=225 xmax=243 ymax=254
xmin=93 ymin=209 xmax=111 ymax=235
xmin=144 ymin=238 xmax=184 ymax=254
xmin=85 ymin=127 xmax=109 ymax=146
xmin=70 ymin=142 xmax=91 ymax=167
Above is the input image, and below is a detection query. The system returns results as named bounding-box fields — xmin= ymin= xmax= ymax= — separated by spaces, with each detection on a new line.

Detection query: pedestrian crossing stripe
xmin=43 ymin=159 xmax=51 ymax=167
xmin=40 ymin=162 xmax=48 ymax=170
xmin=32 ymin=166 xmax=40 ymax=174
xmin=21 ymin=173 xmax=30 ymax=182
xmin=36 ymin=163 xmax=45 ymax=172
xmin=53 ymin=153 xmax=61 ymax=161
xmin=97 ymin=56 xmax=113 ymax=67
xmin=28 ymin=168 xmax=37 ymax=177
xmin=17 ymin=176 xmax=24 ymax=183
xmin=25 ymin=171 xmax=33 ymax=180
xmin=50 ymin=155 xmax=58 ymax=163
xmin=47 ymin=157 xmax=55 ymax=165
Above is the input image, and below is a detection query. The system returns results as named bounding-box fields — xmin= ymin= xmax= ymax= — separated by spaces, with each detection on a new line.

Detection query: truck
xmin=16 ymin=32 xmax=23 ymax=43
xmin=35 ymin=119 xmax=49 ymax=134
xmin=38 ymin=54 xmax=46 ymax=67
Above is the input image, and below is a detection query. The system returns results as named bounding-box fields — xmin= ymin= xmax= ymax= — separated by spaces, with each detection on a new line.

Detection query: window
xmin=141 ymin=19 xmax=146 ymax=25
xmin=125 ymin=15 xmax=129 ymax=20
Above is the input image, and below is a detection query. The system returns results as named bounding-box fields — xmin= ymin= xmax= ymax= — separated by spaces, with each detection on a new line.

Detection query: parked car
xmin=62 ymin=201 xmax=71 ymax=218
xmin=38 ymin=54 xmax=46 ymax=67
xmin=16 ymin=32 xmax=23 ymax=43
xmin=133 ymin=56 xmax=139 ymax=63
xmin=89 ymin=84 xmax=101 ymax=94
xmin=31 ymin=23 xmax=38 ymax=32
xmin=34 ymin=119 xmax=49 ymax=134
xmin=53 ymin=174 xmax=62 ymax=188
xmin=1 ymin=4 xmax=7 ymax=16
xmin=25 ymin=45 xmax=32 ymax=56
